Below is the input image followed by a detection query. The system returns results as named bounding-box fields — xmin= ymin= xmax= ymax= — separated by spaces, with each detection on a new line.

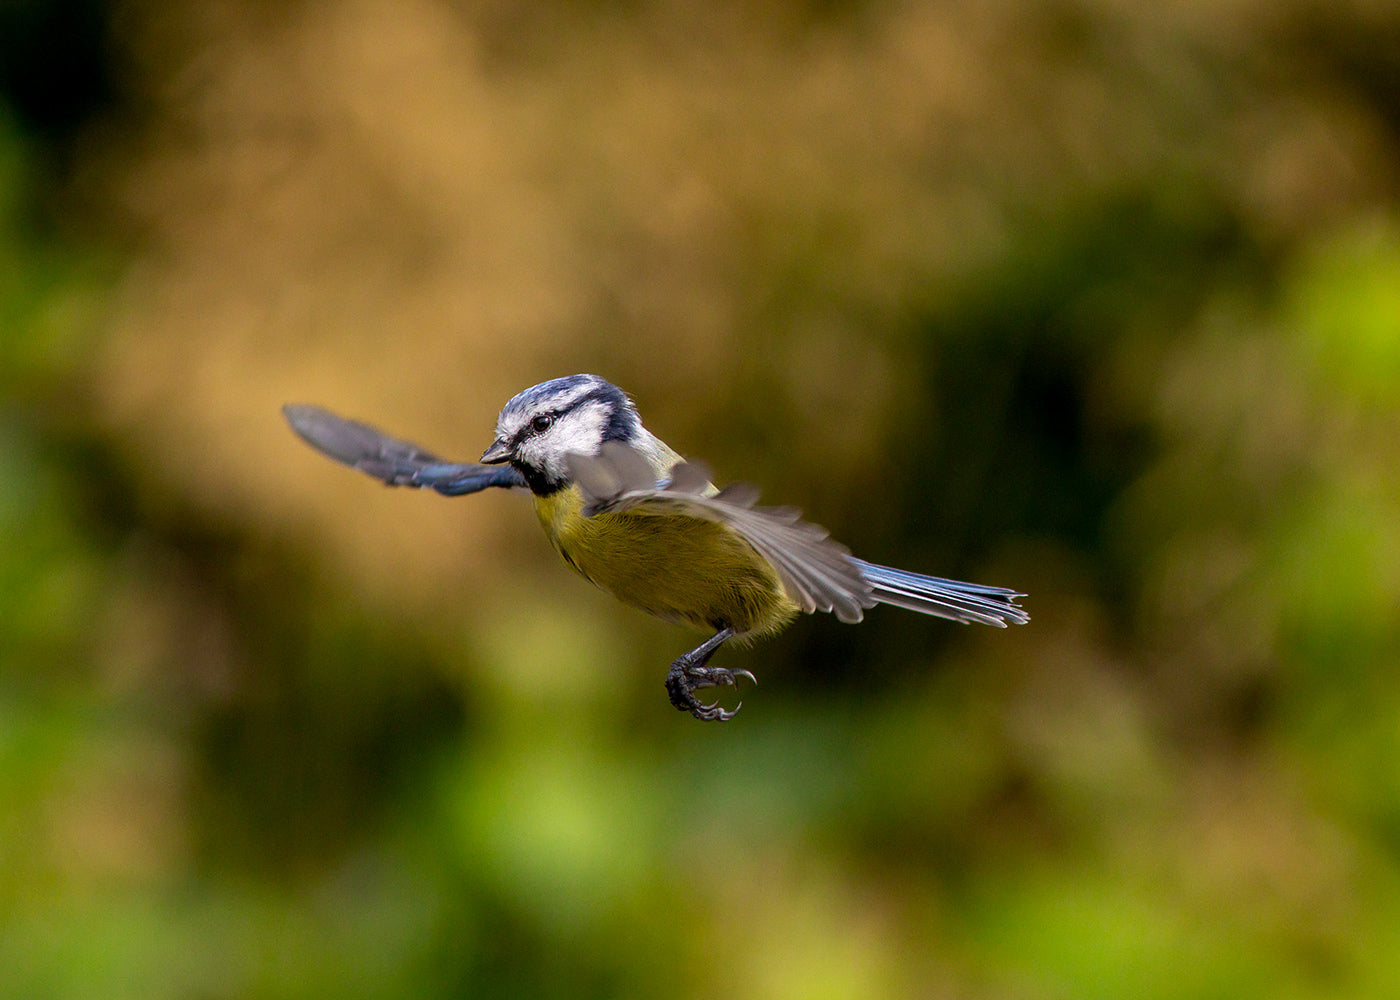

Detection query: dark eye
xmin=530 ymin=414 xmax=554 ymax=433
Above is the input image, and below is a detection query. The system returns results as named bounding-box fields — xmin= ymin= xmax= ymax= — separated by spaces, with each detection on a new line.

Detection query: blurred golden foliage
xmin=3 ymin=0 xmax=1400 ymax=997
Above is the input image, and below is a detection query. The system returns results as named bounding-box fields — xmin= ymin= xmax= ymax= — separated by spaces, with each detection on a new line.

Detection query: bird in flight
xmin=284 ymin=374 xmax=1027 ymax=720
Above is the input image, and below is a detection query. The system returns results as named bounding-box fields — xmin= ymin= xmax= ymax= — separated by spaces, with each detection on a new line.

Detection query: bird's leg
xmin=665 ymin=627 xmax=757 ymax=721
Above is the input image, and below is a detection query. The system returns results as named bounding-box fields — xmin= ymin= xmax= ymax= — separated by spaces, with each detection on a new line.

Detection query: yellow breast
xmin=532 ymin=486 xmax=798 ymax=638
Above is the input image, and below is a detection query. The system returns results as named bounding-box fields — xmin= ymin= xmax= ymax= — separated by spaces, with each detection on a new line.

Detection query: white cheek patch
xmin=517 ymin=401 xmax=610 ymax=480
xmin=549 ymin=403 xmax=609 ymax=456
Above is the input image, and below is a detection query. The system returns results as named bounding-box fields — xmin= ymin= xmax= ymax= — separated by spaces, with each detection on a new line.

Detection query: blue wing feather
xmin=282 ymin=404 xmax=526 ymax=495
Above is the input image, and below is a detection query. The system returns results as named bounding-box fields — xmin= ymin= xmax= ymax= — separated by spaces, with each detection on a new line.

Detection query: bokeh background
xmin=4 ymin=0 xmax=1400 ymax=997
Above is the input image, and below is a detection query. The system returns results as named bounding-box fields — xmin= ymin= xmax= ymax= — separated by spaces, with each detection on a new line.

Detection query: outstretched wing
xmin=283 ymin=404 xmax=527 ymax=495
xmin=567 ymin=440 xmax=875 ymax=623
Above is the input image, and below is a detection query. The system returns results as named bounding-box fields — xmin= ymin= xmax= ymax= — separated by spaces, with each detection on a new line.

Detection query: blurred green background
xmin=4 ymin=1 xmax=1400 ymax=997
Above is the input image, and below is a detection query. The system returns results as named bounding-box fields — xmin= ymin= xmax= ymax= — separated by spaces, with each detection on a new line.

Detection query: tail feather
xmin=852 ymin=559 xmax=1028 ymax=628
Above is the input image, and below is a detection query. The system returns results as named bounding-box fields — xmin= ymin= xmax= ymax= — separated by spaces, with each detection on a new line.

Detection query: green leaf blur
xmin=4 ymin=2 xmax=1400 ymax=998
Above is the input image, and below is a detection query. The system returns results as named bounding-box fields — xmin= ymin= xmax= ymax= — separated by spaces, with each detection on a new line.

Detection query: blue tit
xmin=284 ymin=374 xmax=1027 ymax=721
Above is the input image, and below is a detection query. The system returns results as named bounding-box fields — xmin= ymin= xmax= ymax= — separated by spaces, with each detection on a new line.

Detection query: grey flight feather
xmin=283 ymin=404 xmax=527 ymax=495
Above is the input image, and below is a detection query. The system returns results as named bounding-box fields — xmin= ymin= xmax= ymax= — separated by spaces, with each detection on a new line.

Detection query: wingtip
xmin=280 ymin=403 xmax=369 ymax=465
xmin=281 ymin=402 xmax=324 ymax=435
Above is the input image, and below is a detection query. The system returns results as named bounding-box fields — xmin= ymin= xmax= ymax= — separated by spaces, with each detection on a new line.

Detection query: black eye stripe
xmin=507 ymin=384 xmax=630 ymax=449
xmin=510 ymin=410 xmax=558 ymax=448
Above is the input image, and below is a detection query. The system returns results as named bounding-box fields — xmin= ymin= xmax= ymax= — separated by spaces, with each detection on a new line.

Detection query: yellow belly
xmin=533 ymin=486 xmax=798 ymax=638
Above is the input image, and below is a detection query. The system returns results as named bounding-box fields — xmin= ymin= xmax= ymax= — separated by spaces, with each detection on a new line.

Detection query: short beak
xmin=480 ymin=438 xmax=511 ymax=464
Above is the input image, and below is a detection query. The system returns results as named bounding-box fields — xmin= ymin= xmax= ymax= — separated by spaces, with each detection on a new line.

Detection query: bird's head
xmin=481 ymin=374 xmax=642 ymax=494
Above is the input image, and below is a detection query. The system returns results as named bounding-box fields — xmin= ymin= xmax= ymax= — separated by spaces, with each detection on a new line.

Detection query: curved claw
xmin=684 ymin=668 xmax=756 ymax=721
xmin=692 ymin=697 xmax=743 ymax=722
xmin=667 ymin=666 xmax=756 ymax=721
xmin=684 ymin=665 xmax=755 ymax=691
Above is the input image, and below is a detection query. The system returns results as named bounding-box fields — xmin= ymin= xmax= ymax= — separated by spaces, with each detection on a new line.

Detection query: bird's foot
xmin=665 ymin=662 xmax=758 ymax=721
xmin=664 ymin=627 xmax=753 ymax=721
